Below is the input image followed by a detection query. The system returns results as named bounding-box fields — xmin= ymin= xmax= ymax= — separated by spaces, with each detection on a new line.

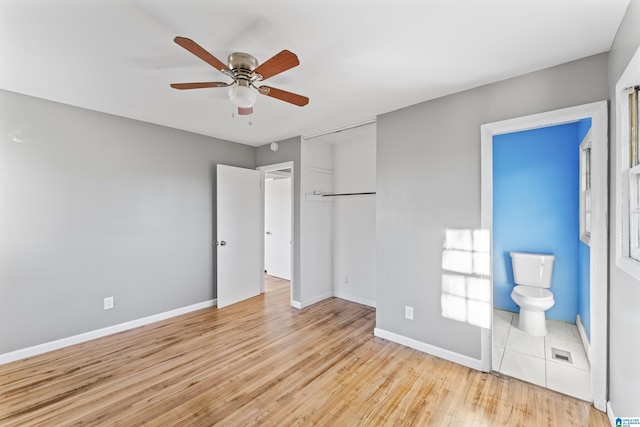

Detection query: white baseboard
xmin=332 ymin=291 xmax=376 ymax=308
xmin=607 ymin=401 xmax=616 ymax=426
xmin=297 ymin=291 xmax=333 ymax=309
xmin=576 ymin=314 xmax=592 ymax=365
xmin=292 ymin=292 xmax=375 ymax=309
xmin=0 ymin=299 xmax=217 ymax=365
xmin=374 ymin=327 xmax=483 ymax=371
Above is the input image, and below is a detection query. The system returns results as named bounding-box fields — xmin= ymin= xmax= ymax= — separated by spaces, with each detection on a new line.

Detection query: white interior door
xmin=217 ymin=164 xmax=262 ymax=308
xmin=265 ymin=177 xmax=291 ymax=280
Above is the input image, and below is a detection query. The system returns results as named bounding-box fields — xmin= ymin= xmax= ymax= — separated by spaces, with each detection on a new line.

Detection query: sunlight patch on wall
xmin=441 ymin=229 xmax=491 ymax=329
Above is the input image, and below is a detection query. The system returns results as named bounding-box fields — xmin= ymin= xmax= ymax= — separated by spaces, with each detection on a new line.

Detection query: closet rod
xmin=322 ymin=192 xmax=376 ymax=197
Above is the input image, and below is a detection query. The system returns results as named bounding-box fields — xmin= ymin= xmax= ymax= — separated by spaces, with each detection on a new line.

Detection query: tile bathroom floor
xmin=492 ymin=308 xmax=591 ymax=402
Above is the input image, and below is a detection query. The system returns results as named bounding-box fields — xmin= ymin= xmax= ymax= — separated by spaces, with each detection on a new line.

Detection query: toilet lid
xmin=513 ymin=285 xmax=553 ymax=299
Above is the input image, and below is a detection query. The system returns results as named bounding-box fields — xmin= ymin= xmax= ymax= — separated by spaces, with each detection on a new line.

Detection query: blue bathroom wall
xmin=577 ymin=117 xmax=592 ymax=339
xmin=577 ymin=117 xmax=591 ymax=141
xmin=578 ymin=241 xmax=591 ymax=339
xmin=493 ymin=123 xmax=580 ymax=323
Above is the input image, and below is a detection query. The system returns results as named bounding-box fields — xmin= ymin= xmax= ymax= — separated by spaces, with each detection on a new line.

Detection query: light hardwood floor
xmin=1 ymin=276 xmax=609 ymax=426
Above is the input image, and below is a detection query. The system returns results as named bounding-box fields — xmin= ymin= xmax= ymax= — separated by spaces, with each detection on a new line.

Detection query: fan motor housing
xmin=228 ymin=52 xmax=258 ymax=72
xmin=228 ymin=52 xmax=258 ymax=86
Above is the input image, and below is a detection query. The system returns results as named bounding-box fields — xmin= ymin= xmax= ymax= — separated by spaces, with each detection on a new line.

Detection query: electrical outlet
xmin=343 ymin=275 xmax=349 ymax=284
xmin=104 ymin=296 xmax=114 ymax=310
xmin=405 ymin=305 xmax=414 ymax=320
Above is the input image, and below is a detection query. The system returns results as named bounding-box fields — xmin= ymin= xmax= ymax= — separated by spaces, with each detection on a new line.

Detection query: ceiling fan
xmin=170 ymin=36 xmax=309 ymax=116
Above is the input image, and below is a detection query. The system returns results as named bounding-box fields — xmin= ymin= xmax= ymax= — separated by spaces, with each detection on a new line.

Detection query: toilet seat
xmin=511 ymin=285 xmax=555 ymax=317
xmin=512 ymin=285 xmax=553 ymax=300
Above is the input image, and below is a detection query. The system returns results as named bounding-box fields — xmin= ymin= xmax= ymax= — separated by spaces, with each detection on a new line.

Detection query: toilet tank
xmin=510 ymin=252 xmax=555 ymax=288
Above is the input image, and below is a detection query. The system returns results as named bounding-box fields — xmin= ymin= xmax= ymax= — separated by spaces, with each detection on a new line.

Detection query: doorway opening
xmin=480 ymin=101 xmax=608 ymax=411
xmin=258 ymin=162 xmax=294 ymax=305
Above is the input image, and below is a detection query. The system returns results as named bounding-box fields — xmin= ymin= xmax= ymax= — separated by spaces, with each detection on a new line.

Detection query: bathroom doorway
xmin=480 ymin=102 xmax=608 ymax=410
xmin=258 ymin=161 xmax=294 ymax=305
xmin=264 ymin=168 xmax=291 ymax=281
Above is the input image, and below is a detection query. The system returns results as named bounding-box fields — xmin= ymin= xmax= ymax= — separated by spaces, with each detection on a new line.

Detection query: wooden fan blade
xmin=258 ymin=86 xmax=309 ymax=107
xmin=252 ymin=50 xmax=299 ymax=81
xmin=173 ymin=37 xmax=230 ymax=72
xmin=170 ymin=82 xmax=230 ymax=90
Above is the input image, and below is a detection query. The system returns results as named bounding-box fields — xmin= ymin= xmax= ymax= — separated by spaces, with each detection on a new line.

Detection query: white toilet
xmin=510 ymin=252 xmax=555 ymax=336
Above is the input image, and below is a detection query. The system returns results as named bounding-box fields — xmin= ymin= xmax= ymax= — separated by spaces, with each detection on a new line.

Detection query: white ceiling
xmin=0 ymin=0 xmax=629 ymax=147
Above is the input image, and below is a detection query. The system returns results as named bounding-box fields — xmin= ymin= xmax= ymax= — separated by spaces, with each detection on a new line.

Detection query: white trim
xmin=480 ymin=125 xmax=494 ymax=373
xmin=576 ymin=314 xmax=592 ymax=365
xmin=292 ymin=292 xmax=376 ymax=309
xmin=607 ymin=401 xmax=616 ymax=426
xmin=629 ymin=164 xmax=640 ymax=261
xmin=616 ymin=256 xmax=640 ymax=281
xmin=0 ymin=299 xmax=216 ymax=365
xmin=580 ymin=130 xmax=593 ymax=245
xmin=332 ymin=291 xmax=376 ymax=308
xmin=481 ymin=100 xmax=608 ymax=412
xmin=480 ymin=326 xmax=491 ymax=372
xmin=257 ymin=161 xmax=293 ymax=173
xmin=616 ymin=46 xmax=640 ymax=278
xmin=302 ymin=118 xmax=376 ymax=141
xmin=297 ymin=291 xmax=334 ymax=308
xmin=305 ymin=166 xmax=334 ymax=175
xmin=374 ymin=328 xmax=483 ymax=371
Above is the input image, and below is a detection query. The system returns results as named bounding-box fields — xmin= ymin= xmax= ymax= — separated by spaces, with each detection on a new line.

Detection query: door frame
xmin=257 ymin=161 xmax=295 ymax=304
xmin=480 ymin=101 xmax=608 ymax=411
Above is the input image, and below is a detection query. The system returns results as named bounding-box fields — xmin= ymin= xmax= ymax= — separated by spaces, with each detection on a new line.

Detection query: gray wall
xmin=0 ymin=90 xmax=255 ymax=353
xmin=256 ymin=137 xmax=302 ymax=301
xmin=376 ymin=53 xmax=609 ymax=359
xmin=608 ymin=1 xmax=640 ymax=417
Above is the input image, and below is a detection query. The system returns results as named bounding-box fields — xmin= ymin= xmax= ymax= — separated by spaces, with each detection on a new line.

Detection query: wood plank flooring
xmin=0 ymin=276 xmax=609 ymax=426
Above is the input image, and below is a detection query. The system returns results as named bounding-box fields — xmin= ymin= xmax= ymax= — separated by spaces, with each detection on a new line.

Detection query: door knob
xmin=217 ymin=241 xmax=227 ymax=246
xmin=266 ymin=231 xmax=272 ymax=235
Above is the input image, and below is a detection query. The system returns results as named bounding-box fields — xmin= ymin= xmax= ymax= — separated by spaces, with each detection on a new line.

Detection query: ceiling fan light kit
xmin=228 ymin=84 xmax=257 ymax=109
xmin=171 ymin=37 xmax=309 ymax=116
